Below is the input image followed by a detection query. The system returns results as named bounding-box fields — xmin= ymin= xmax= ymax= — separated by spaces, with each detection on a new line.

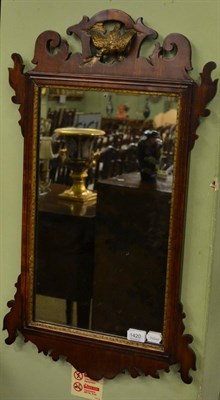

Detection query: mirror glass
xmin=34 ymin=87 xmax=178 ymax=339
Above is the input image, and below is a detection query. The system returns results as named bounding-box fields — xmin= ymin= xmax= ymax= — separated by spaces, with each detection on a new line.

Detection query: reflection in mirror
xmin=34 ymin=87 xmax=178 ymax=339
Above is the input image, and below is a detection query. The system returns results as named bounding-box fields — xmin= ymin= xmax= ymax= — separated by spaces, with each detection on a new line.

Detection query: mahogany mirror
xmin=3 ymin=9 xmax=217 ymax=383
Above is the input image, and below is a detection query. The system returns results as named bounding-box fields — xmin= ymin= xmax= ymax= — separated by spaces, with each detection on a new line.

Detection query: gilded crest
xmin=84 ymin=22 xmax=136 ymax=64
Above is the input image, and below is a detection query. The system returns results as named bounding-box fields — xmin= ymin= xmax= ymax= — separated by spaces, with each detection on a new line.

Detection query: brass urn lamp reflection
xmin=55 ymin=127 xmax=105 ymax=202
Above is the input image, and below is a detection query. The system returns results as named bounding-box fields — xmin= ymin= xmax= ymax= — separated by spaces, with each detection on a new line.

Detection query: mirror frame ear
xmin=3 ymin=9 xmax=218 ymax=383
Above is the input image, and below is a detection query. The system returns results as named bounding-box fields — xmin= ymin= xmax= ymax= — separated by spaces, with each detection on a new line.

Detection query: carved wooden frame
xmin=3 ymin=9 xmax=218 ymax=383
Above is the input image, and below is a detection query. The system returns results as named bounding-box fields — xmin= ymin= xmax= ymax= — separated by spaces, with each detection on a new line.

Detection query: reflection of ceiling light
xmin=41 ymin=87 xmax=47 ymax=96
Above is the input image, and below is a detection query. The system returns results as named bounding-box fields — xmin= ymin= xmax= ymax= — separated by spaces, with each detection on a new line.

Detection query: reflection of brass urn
xmin=55 ymin=127 xmax=105 ymax=202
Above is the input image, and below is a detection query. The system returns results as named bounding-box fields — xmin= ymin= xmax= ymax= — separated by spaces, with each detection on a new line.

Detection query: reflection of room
xmin=39 ymin=89 xmax=178 ymax=186
xmin=35 ymin=88 xmax=178 ymax=334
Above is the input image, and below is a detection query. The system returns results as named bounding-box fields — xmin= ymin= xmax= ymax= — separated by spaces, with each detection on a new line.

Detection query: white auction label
xmin=146 ymin=331 xmax=162 ymax=344
xmin=127 ymin=328 xmax=147 ymax=343
xmin=71 ymin=367 xmax=103 ymax=400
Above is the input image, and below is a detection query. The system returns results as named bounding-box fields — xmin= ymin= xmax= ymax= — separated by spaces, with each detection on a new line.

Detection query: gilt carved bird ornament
xmin=84 ymin=22 xmax=136 ymax=64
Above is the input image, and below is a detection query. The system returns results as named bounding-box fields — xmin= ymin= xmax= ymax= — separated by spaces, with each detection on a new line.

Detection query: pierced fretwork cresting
xmin=10 ymin=11 xmax=217 ymax=147
xmin=32 ymin=11 xmax=193 ymax=79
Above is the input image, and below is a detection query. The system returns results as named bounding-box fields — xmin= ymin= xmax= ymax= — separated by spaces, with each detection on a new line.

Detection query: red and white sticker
xmin=71 ymin=367 xmax=103 ymax=400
